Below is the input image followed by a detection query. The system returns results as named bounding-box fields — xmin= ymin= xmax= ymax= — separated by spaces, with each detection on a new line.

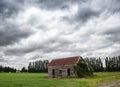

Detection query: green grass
xmin=0 ymin=72 xmax=120 ymax=87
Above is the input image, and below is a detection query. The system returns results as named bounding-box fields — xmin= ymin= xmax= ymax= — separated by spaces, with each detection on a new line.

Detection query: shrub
xmin=75 ymin=60 xmax=93 ymax=78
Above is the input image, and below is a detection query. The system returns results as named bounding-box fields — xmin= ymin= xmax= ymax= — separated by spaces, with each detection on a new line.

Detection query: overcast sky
xmin=0 ymin=0 xmax=120 ymax=69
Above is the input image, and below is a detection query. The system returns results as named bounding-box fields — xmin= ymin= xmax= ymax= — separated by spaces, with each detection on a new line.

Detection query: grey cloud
xmin=4 ymin=41 xmax=50 ymax=56
xmin=0 ymin=23 xmax=32 ymax=46
xmin=33 ymin=0 xmax=88 ymax=10
xmin=75 ymin=7 xmax=100 ymax=22
xmin=61 ymin=1 xmax=100 ymax=24
xmin=110 ymin=49 xmax=120 ymax=57
xmin=4 ymin=46 xmax=38 ymax=56
xmin=0 ymin=57 xmax=5 ymax=62
xmin=4 ymin=35 xmax=72 ymax=56
xmin=35 ymin=0 xmax=73 ymax=10
xmin=112 ymin=0 xmax=120 ymax=13
xmin=89 ymin=0 xmax=120 ymax=15
xmin=4 ymin=27 xmax=117 ymax=57
xmin=0 ymin=0 xmax=30 ymax=47
xmin=104 ymin=0 xmax=120 ymax=14
xmin=63 ymin=0 xmax=120 ymax=24
xmin=38 ymin=0 xmax=70 ymax=10
xmin=0 ymin=0 xmax=24 ymax=18
xmin=103 ymin=28 xmax=120 ymax=35
xmin=0 ymin=55 xmax=9 ymax=62
xmin=98 ymin=27 xmax=120 ymax=43
xmin=107 ymin=34 xmax=120 ymax=44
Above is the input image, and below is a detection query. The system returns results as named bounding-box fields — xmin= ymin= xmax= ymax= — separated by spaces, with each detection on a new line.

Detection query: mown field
xmin=0 ymin=72 xmax=120 ymax=87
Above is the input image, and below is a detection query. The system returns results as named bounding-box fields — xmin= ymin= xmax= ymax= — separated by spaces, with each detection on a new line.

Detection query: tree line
xmin=0 ymin=60 xmax=49 ymax=73
xmin=85 ymin=56 xmax=120 ymax=72
xmin=27 ymin=60 xmax=49 ymax=73
xmin=105 ymin=56 xmax=120 ymax=71
xmin=85 ymin=57 xmax=104 ymax=72
xmin=0 ymin=65 xmax=16 ymax=72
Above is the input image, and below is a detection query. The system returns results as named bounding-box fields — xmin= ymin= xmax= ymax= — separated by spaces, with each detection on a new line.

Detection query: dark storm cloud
xmin=62 ymin=0 xmax=120 ymax=24
xmin=0 ymin=0 xmax=24 ymax=18
xmin=0 ymin=0 xmax=33 ymax=46
xmin=60 ymin=1 xmax=100 ymax=24
xmin=37 ymin=0 xmax=70 ymax=10
xmin=29 ymin=0 xmax=90 ymax=11
xmin=35 ymin=0 xmax=79 ymax=10
xmin=4 ymin=45 xmax=41 ymax=55
xmin=102 ymin=28 xmax=120 ymax=35
xmin=4 ymin=36 xmax=72 ymax=56
xmin=0 ymin=23 xmax=32 ymax=46
xmin=98 ymin=26 xmax=120 ymax=43
xmin=75 ymin=7 xmax=99 ymax=22
xmin=32 ymin=0 xmax=120 ymax=14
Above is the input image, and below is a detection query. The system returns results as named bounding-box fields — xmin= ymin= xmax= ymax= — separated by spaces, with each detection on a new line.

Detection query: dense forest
xmin=0 ymin=56 xmax=120 ymax=73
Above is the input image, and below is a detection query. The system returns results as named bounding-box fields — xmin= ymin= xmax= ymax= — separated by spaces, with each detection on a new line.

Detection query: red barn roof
xmin=48 ymin=56 xmax=81 ymax=66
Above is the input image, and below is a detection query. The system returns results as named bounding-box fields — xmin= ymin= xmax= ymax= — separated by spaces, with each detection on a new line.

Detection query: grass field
xmin=0 ymin=72 xmax=120 ymax=87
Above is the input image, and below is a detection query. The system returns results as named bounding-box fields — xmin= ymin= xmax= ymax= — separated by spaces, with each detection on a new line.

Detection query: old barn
xmin=48 ymin=56 xmax=84 ymax=78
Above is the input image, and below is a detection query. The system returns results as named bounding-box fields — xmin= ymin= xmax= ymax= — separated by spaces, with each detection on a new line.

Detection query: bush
xmin=75 ymin=60 xmax=93 ymax=78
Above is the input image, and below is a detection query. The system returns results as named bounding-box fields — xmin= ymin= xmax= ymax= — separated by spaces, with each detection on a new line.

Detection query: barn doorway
xmin=52 ymin=69 xmax=55 ymax=77
xmin=67 ymin=68 xmax=70 ymax=76
xmin=59 ymin=70 xmax=62 ymax=76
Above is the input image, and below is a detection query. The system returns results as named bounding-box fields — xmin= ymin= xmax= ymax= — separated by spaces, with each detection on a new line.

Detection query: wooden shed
xmin=48 ymin=56 xmax=83 ymax=78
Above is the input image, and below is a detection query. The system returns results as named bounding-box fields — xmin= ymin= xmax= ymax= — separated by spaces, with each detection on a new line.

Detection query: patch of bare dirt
xmin=99 ymin=80 xmax=120 ymax=87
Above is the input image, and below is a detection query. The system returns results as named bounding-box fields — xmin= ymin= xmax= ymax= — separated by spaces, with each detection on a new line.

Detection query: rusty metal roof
xmin=48 ymin=56 xmax=81 ymax=66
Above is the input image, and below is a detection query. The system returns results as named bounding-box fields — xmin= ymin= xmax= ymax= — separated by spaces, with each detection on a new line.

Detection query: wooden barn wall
xmin=48 ymin=64 xmax=77 ymax=78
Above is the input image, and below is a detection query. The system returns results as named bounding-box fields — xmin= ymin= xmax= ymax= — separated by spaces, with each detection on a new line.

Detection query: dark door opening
xmin=59 ymin=70 xmax=62 ymax=76
xmin=52 ymin=69 xmax=55 ymax=77
xmin=67 ymin=68 xmax=70 ymax=76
